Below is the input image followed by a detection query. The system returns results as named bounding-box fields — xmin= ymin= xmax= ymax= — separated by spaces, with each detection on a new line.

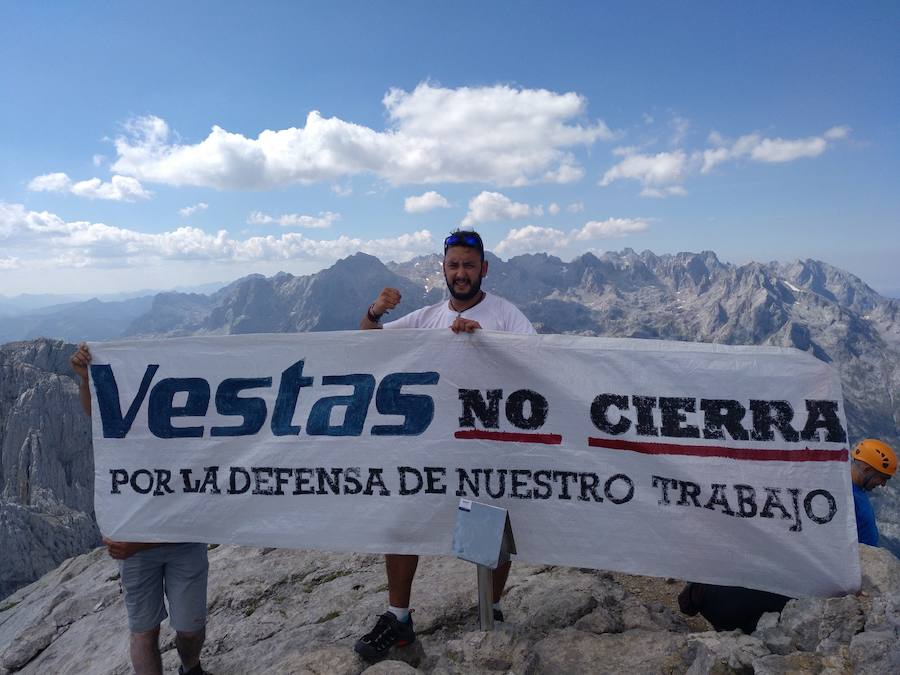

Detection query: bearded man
xmin=354 ymin=229 xmax=535 ymax=661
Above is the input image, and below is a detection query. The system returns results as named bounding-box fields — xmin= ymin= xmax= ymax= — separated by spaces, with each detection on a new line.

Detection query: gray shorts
xmin=120 ymin=542 xmax=209 ymax=633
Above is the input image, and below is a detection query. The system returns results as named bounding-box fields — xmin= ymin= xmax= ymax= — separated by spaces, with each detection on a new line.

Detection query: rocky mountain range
xmin=0 ymin=247 xmax=898 ymax=669
xmin=114 ymin=248 xmax=900 ymax=451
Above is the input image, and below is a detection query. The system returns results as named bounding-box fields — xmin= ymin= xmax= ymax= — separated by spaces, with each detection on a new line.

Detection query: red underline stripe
xmin=588 ymin=437 xmax=848 ymax=462
xmin=455 ymin=430 xmax=563 ymax=445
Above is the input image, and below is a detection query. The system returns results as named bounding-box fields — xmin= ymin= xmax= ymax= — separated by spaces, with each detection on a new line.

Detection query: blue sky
xmin=2 ymin=1 xmax=898 ymax=296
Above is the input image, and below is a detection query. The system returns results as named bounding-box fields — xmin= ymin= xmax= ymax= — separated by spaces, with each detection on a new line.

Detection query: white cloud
xmin=247 ymin=210 xmax=340 ymax=229
xmin=750 ymin=136 xmax=827 ymax=163
xmin=572 ymin=218 xmax=650 ymax=239
xmin=404 ymin=191 xmax=451 ymax=213
xmin=331 ymin=183 xmax=353 ymax=197
xmin=600 ymin=151 xmax=690 ymax=188
xmin=27 ymin=172 xmax=151 ymax=201
xmin=824 ymin=125 xmax=850 ymax=140
xmin=92 ymin=154 xmax=106 ymax=167
xmin=704 ymin=127 xmax=851 ymax=170
xmin=179 ymin=202 xmax=209 ymax=217
xmin=0 ymin=201 xmax=433 ymax=268
xmin=461 ymin=191 xmax=539 ymax=227
xmin=566 ymin=202 xmax=585 ymax=213
xmin=27 ymin=173 xmax=72 ymax=192
xmin=547 ymin=202 xmax=560 ymax=215
xmin=603 ymin=126 xmax=849 ymax=196
xmin=640 ymin=185 xmax=687 ymax=198
xmin=495 ymin=217 xmax=650 ymax=256
xmin=708 ymin=130 xmax=726 ymax=146
xmin=495 ymin=225 xmax=568 ymax=255
xmin=110 ymin=83 xmax=613 ymax=189
xmin=700 ymin=146 xmax=732 ymax=173
xmin=542 ymin=161 xmax=584 ymax=184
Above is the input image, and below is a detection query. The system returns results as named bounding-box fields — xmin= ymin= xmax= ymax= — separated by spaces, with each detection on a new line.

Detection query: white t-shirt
xmin=383 ymin=293 xmax=536 ymax=334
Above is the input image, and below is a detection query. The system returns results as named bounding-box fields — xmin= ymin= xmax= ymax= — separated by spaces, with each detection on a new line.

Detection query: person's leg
xmin=175 ymin=629 xmax=206 ymax=672
xmin=385 ymin=553 xmax=419 ymax=609
xmin=120 ymin=549 xmax=168 ymax=675
xmin=355 ymin=554 xmax=418 ymax=661
xmin=164 ymin=543 xmax=209 ymax=672
xmin=130 ymin=626 xmax=163 ymax=675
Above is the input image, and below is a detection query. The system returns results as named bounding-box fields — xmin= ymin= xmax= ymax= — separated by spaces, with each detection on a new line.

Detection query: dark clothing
xmin=853 ymin=483 xmax=879 ymax=546
xmin=678 ymin=582 xmax=790 ymax=634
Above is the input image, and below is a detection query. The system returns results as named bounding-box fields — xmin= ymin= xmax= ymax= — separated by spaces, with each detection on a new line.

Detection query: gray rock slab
xmin=860 ymin=544 xmax=900 ymax=595
xmin=533 ymin=627 xmax=688 ymax=673
xmin=2 ymin=541 xmax=900 ymax=673
xmin=849 ymin=629 xmax=900 ymax=674
xmin=684 ymin=630 xmax=770 ymax=672
xmin=0 ymin=622 xmax=55 ymax=671
xmin=752 ymin=650 xmax=851 ymax=674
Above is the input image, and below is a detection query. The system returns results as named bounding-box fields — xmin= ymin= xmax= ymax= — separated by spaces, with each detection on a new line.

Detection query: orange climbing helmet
xmin=853 ymin=438 xmax=897 ymax=476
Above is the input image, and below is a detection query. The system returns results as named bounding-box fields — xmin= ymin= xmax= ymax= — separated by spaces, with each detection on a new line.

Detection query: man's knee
xmin=131 ymin=624 xmax=159 ymax=644
xmin=128 ymin=625 xmax=163 ymax=674
xmin=175 ymin=628 xmax=205 ymax=646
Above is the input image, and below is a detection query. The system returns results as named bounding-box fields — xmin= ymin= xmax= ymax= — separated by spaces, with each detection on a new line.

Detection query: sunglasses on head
xmin=443 ymin=232 xmax=483 ymax=251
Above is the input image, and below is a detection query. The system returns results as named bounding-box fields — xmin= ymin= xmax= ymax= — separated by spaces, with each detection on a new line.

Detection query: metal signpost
xmin=451 ymin=498 xmax=517 ymax=630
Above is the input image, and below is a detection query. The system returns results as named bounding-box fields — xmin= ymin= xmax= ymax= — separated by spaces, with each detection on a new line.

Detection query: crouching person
xmin=71 ymin=343 xmax=210 ymax=675
xmin=677 ymin=582 xmax=790 ymax=634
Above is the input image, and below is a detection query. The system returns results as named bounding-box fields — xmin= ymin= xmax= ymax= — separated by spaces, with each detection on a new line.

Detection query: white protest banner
xmin=89 ymin=330 xmax=859 ymax=597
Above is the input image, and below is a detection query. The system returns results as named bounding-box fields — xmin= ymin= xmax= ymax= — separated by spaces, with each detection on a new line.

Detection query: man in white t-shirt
xmin=354 ymin=229 xmax=535 ymax=662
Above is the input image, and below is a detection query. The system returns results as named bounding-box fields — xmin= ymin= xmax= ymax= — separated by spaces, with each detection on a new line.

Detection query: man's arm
xmin=70 ymin=343 xmax=92 ymax=416
xmin=360 ymin=287 xmax=402 ymax=330
xmin=71 ymin=345 xmax=164 ymax=557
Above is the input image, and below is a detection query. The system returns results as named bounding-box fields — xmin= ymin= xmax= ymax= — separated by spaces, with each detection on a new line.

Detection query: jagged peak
xmin=328 ymin=252 xmax=389 ymax=273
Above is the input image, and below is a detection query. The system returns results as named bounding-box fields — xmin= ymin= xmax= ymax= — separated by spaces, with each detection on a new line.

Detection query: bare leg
xmin=130 ymin=626 xmax=162 ymax=675
xmin=385 ymin=554 xmax=419 ymax=608
xmin=175 ymin=628 xmax=205 ymax=671
xmin=492 ymin=560 xmax=511 ymax=603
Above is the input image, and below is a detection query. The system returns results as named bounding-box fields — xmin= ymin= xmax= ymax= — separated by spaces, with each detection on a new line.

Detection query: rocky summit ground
xmin=1 ymin=544 xmax=898 ymax=674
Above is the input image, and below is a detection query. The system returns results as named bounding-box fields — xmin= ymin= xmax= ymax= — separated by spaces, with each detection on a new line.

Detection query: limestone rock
xmin=752 ymin=650 xmax=851 ymax=674
xmin=683 ymin=630 xmax=770 ymax=672
xmin=849 ymin=629 xmax=900 ymax=674
xmin=362 ymin=661 xmax=422 ymax=675
xmin=863 ymin=591 xmax=900 ymax=631
xmin=441 ymin=629 xmax=536 ymax=674
xmin=778 ymin=595 xmax=863 ymax=653
xmin=532 ymin=627 xmax=688 ymax=672
xmin=501 ymin=567 xmax=599 ymax=632
xmin=860 ymin=544 xmax=900 ymax=595
xmin=0 ymin=339 xmax=100 ymax=598
xmin=1 ymin=543 xmax=899 ymax=673
xmin=0 ymin=622 xmax=55 ymax=671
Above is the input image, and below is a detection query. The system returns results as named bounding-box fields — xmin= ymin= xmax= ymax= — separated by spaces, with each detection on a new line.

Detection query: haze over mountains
xmin=0 ymin=282 xmax=225 ymax=343
xmin=2 ymin=248 xmax=899 ymax=598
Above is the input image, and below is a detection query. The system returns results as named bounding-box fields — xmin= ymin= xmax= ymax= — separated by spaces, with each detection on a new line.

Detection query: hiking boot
xmin=178 ymin=665 xmax=211 ymax=675
xmin=354 ymin=611 xmax=416 ymax=662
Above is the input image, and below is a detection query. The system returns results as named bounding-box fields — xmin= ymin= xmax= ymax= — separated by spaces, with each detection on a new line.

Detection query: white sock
xmin=388 ymin=605 xmax=410 ymax=622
